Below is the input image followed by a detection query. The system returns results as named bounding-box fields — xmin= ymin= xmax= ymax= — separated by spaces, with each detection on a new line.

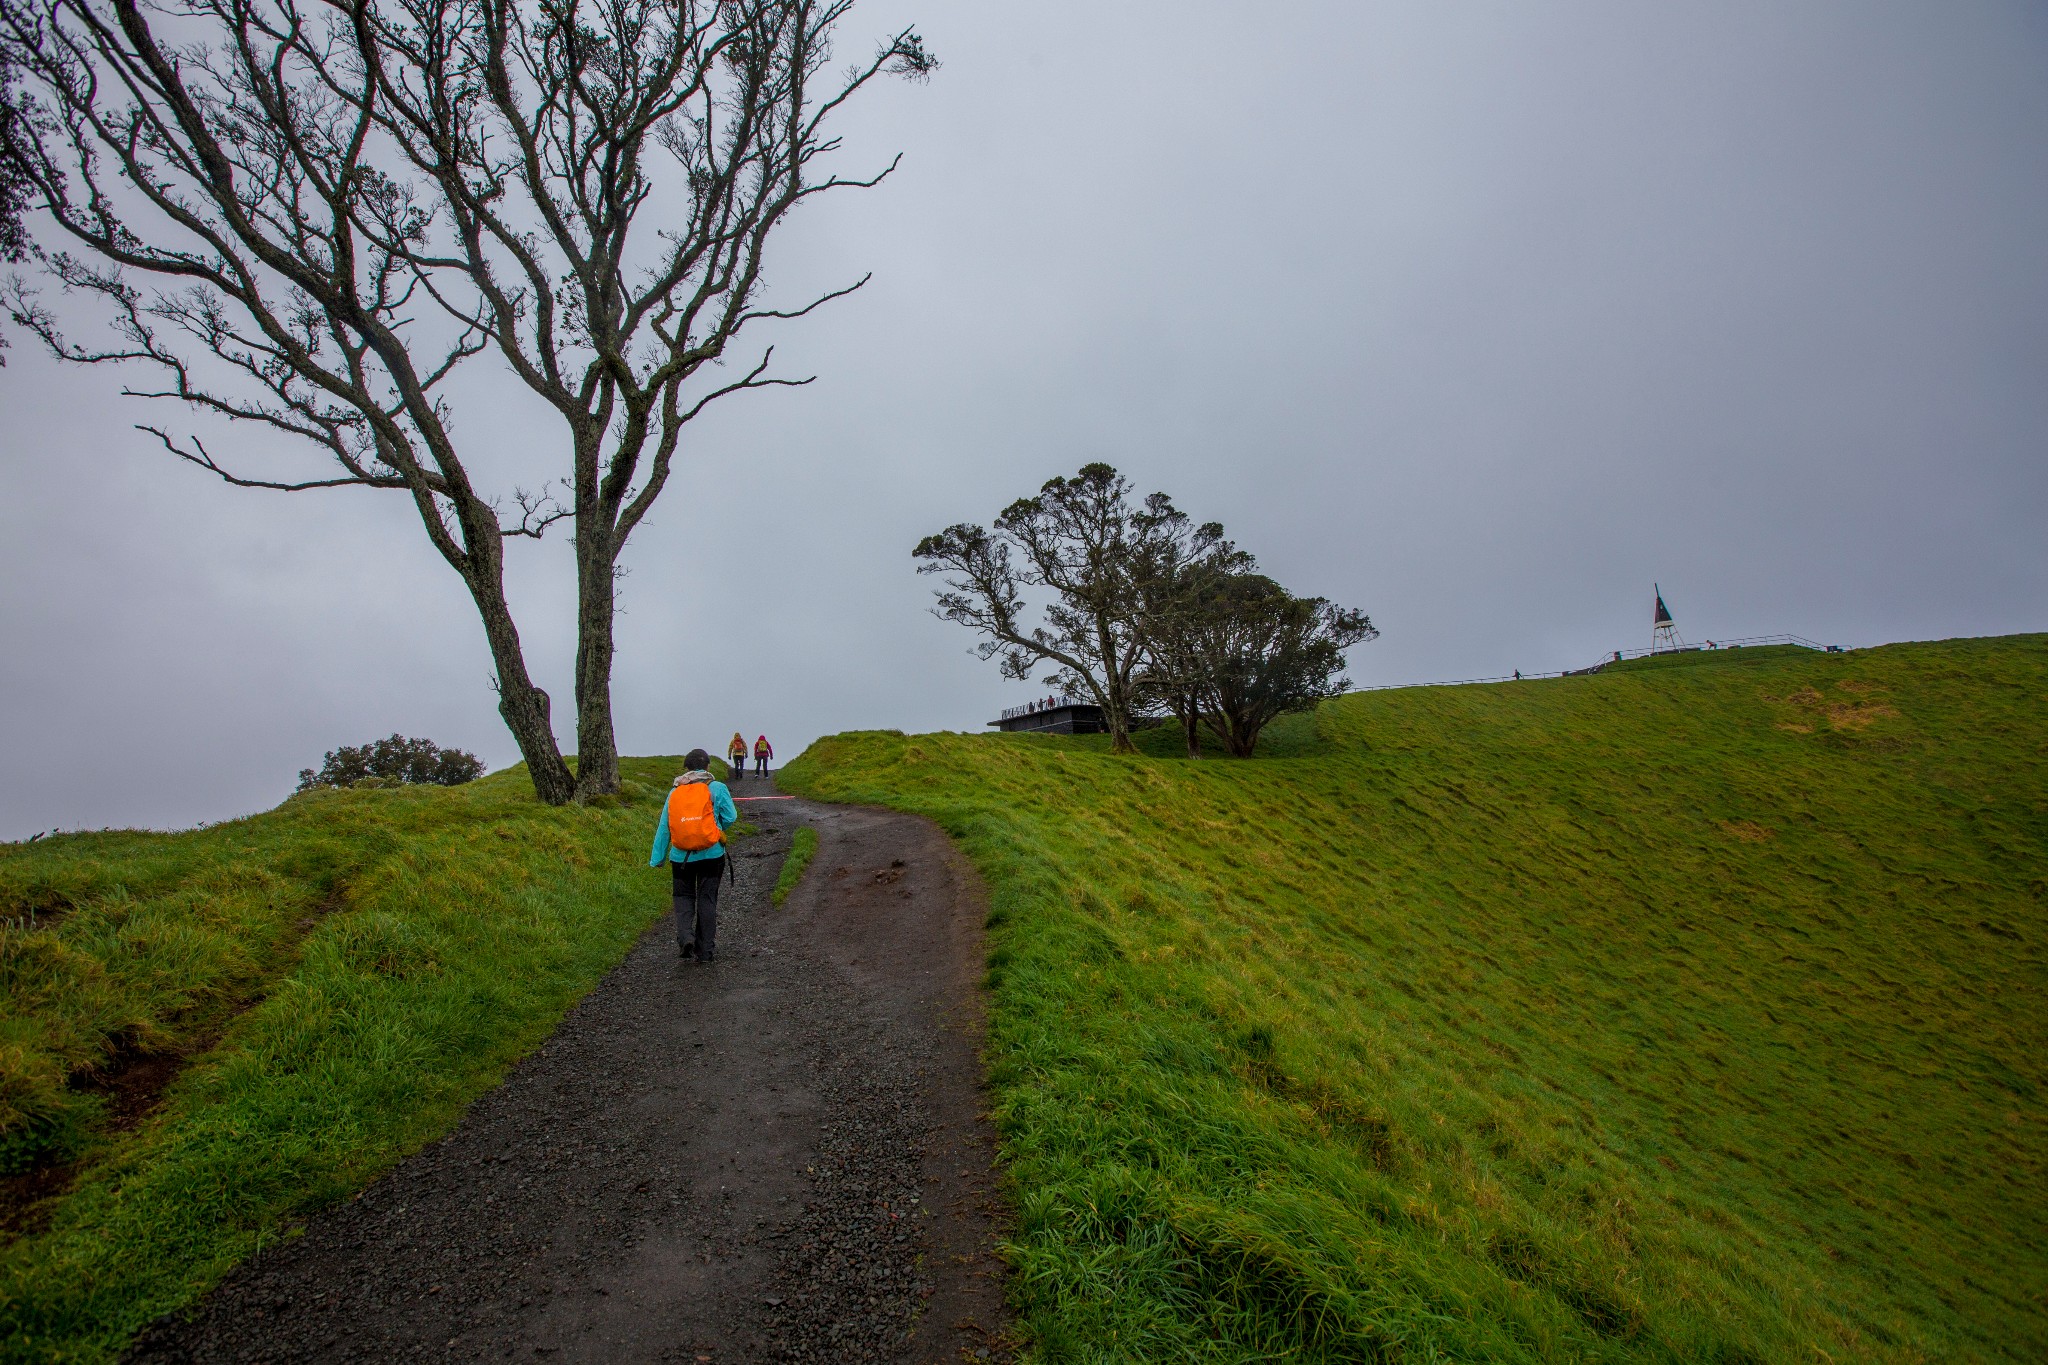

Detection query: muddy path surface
xmin=128 ymin=776 xmax=1013 ymax=1364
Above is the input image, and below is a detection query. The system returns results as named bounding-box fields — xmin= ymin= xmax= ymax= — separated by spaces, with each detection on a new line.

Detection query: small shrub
xmin=297 ymin=735 xmax=485 ymax=792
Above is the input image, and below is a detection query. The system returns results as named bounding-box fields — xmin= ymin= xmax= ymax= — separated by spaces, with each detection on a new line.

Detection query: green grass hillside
xmin=781 ymin=634 xmax=2047 ymax=1364
xmin=0 ymin=758 xmax=717 ymax=1363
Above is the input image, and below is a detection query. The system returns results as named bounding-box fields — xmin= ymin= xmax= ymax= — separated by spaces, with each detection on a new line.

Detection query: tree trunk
xmin=1219 ymin=709 xmax=1261 ymax=758
xmin=470 ymin=578 xmax=576 ymax=804
xmin=1098 ymin=680 xmax=1135 ymax=754
xmin=1180 ymin=705 xmax=1202 ymax=758
xmin=572 ymin=522 xmax=621 ymax=799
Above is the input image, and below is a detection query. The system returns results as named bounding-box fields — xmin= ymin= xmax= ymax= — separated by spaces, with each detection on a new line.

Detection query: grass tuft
xmin=772 ymin=827 xmax=819 ymax=907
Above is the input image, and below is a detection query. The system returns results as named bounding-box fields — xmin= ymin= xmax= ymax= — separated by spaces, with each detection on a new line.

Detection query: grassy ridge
xmin=0 ymin=758 xmax=698 ymax=1362
xmin=780 ymin=635 xmax=2048 ymax=1363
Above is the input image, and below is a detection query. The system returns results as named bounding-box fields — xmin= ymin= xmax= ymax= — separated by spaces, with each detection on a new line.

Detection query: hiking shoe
xmin=680 ymin=943 xmax=697 ymax=960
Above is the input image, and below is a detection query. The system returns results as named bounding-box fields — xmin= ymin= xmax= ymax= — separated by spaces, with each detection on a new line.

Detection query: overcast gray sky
xmin=3 ymin=0 xmax=2044 ymax=839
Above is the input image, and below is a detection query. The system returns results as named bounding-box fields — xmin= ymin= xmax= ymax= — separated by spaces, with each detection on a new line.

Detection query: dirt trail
xmin=128 ymin=776 xmax=1013 ymax=1364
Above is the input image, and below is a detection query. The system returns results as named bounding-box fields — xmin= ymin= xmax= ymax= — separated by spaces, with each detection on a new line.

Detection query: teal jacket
xmin=649 ymin=777 xmax=739 ymax=865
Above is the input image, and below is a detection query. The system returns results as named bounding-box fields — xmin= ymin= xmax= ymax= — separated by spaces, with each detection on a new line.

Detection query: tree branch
xmin=142 ymin=425 xmax=394 ymax=491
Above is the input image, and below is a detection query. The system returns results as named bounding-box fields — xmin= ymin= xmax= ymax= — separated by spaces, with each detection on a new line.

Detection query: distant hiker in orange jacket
xmin=727 ymin=732 xmax=748 ymax=781
xmin=754 ymin=734 xmax=773 ymax=776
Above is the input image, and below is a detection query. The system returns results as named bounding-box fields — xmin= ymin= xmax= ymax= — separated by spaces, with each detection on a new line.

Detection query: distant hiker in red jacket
xmin=754 ymin=734 xmax=773 ymax=776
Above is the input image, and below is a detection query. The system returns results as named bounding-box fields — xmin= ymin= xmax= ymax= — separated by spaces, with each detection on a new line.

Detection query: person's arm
xmin=650 ymin=800 xmax=673 ymax=867
xmin=712 ymin=781 xmax=739 ymax=829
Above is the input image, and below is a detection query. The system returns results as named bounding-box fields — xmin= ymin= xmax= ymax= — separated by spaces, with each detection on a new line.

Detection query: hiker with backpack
xmin=727 ymin=732 xmax=749 ymax=782
xmin=650 ymin=748 xmax=739 ymax=962
xmin=753 ymin=734 xmax=773 ymax=776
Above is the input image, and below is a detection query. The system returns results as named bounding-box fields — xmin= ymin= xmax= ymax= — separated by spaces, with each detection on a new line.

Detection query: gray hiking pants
xmin=671 ymin=855 xmax=724 ymax=960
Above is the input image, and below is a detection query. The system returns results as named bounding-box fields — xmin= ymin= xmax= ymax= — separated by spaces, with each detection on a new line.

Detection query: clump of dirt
xmin=1825 ymin=700 xmax=1899 ymax=731
xmin=2 ymin=886 xmax=353 ymax=1240
xmin=2 ymin=1040 xmax=197 ymax=1240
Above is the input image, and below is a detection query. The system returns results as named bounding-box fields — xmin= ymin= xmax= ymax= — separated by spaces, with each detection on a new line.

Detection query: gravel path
xmin=127 ymin=777 xmax=1014 ymax=1363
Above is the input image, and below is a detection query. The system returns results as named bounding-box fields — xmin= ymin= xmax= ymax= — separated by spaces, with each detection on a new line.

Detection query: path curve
xmin=127 ymin=777 xmax=1013 ymax=1364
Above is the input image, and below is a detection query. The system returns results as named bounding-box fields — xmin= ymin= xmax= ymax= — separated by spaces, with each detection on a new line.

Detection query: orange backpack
xmin=666 ymin=782 xmax=725 ymax=853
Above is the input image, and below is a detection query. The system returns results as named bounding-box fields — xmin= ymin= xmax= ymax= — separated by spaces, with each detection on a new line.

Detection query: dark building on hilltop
xmin=989 ymin=697 xmax=1107 ymax=735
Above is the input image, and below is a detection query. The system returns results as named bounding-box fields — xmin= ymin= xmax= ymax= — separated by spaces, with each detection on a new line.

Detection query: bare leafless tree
xmin=0 ymin=0 xmax=931 ymax=802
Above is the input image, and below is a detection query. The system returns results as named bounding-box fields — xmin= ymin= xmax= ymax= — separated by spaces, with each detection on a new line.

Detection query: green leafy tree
xmin=1129 ymin=504 xmax=1252 ymax=758
xmin=1159 ymin=571 xmax=1376 ymax=757
xmin=916 ymin=464 xmax=1205 ymax=754
xmin=297 ymin=735 xmax=485 ymax=791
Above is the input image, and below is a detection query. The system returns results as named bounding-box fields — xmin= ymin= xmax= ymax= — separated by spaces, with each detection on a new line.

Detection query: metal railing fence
xmin=999 ymin=694 xmax=1091 ymax=721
